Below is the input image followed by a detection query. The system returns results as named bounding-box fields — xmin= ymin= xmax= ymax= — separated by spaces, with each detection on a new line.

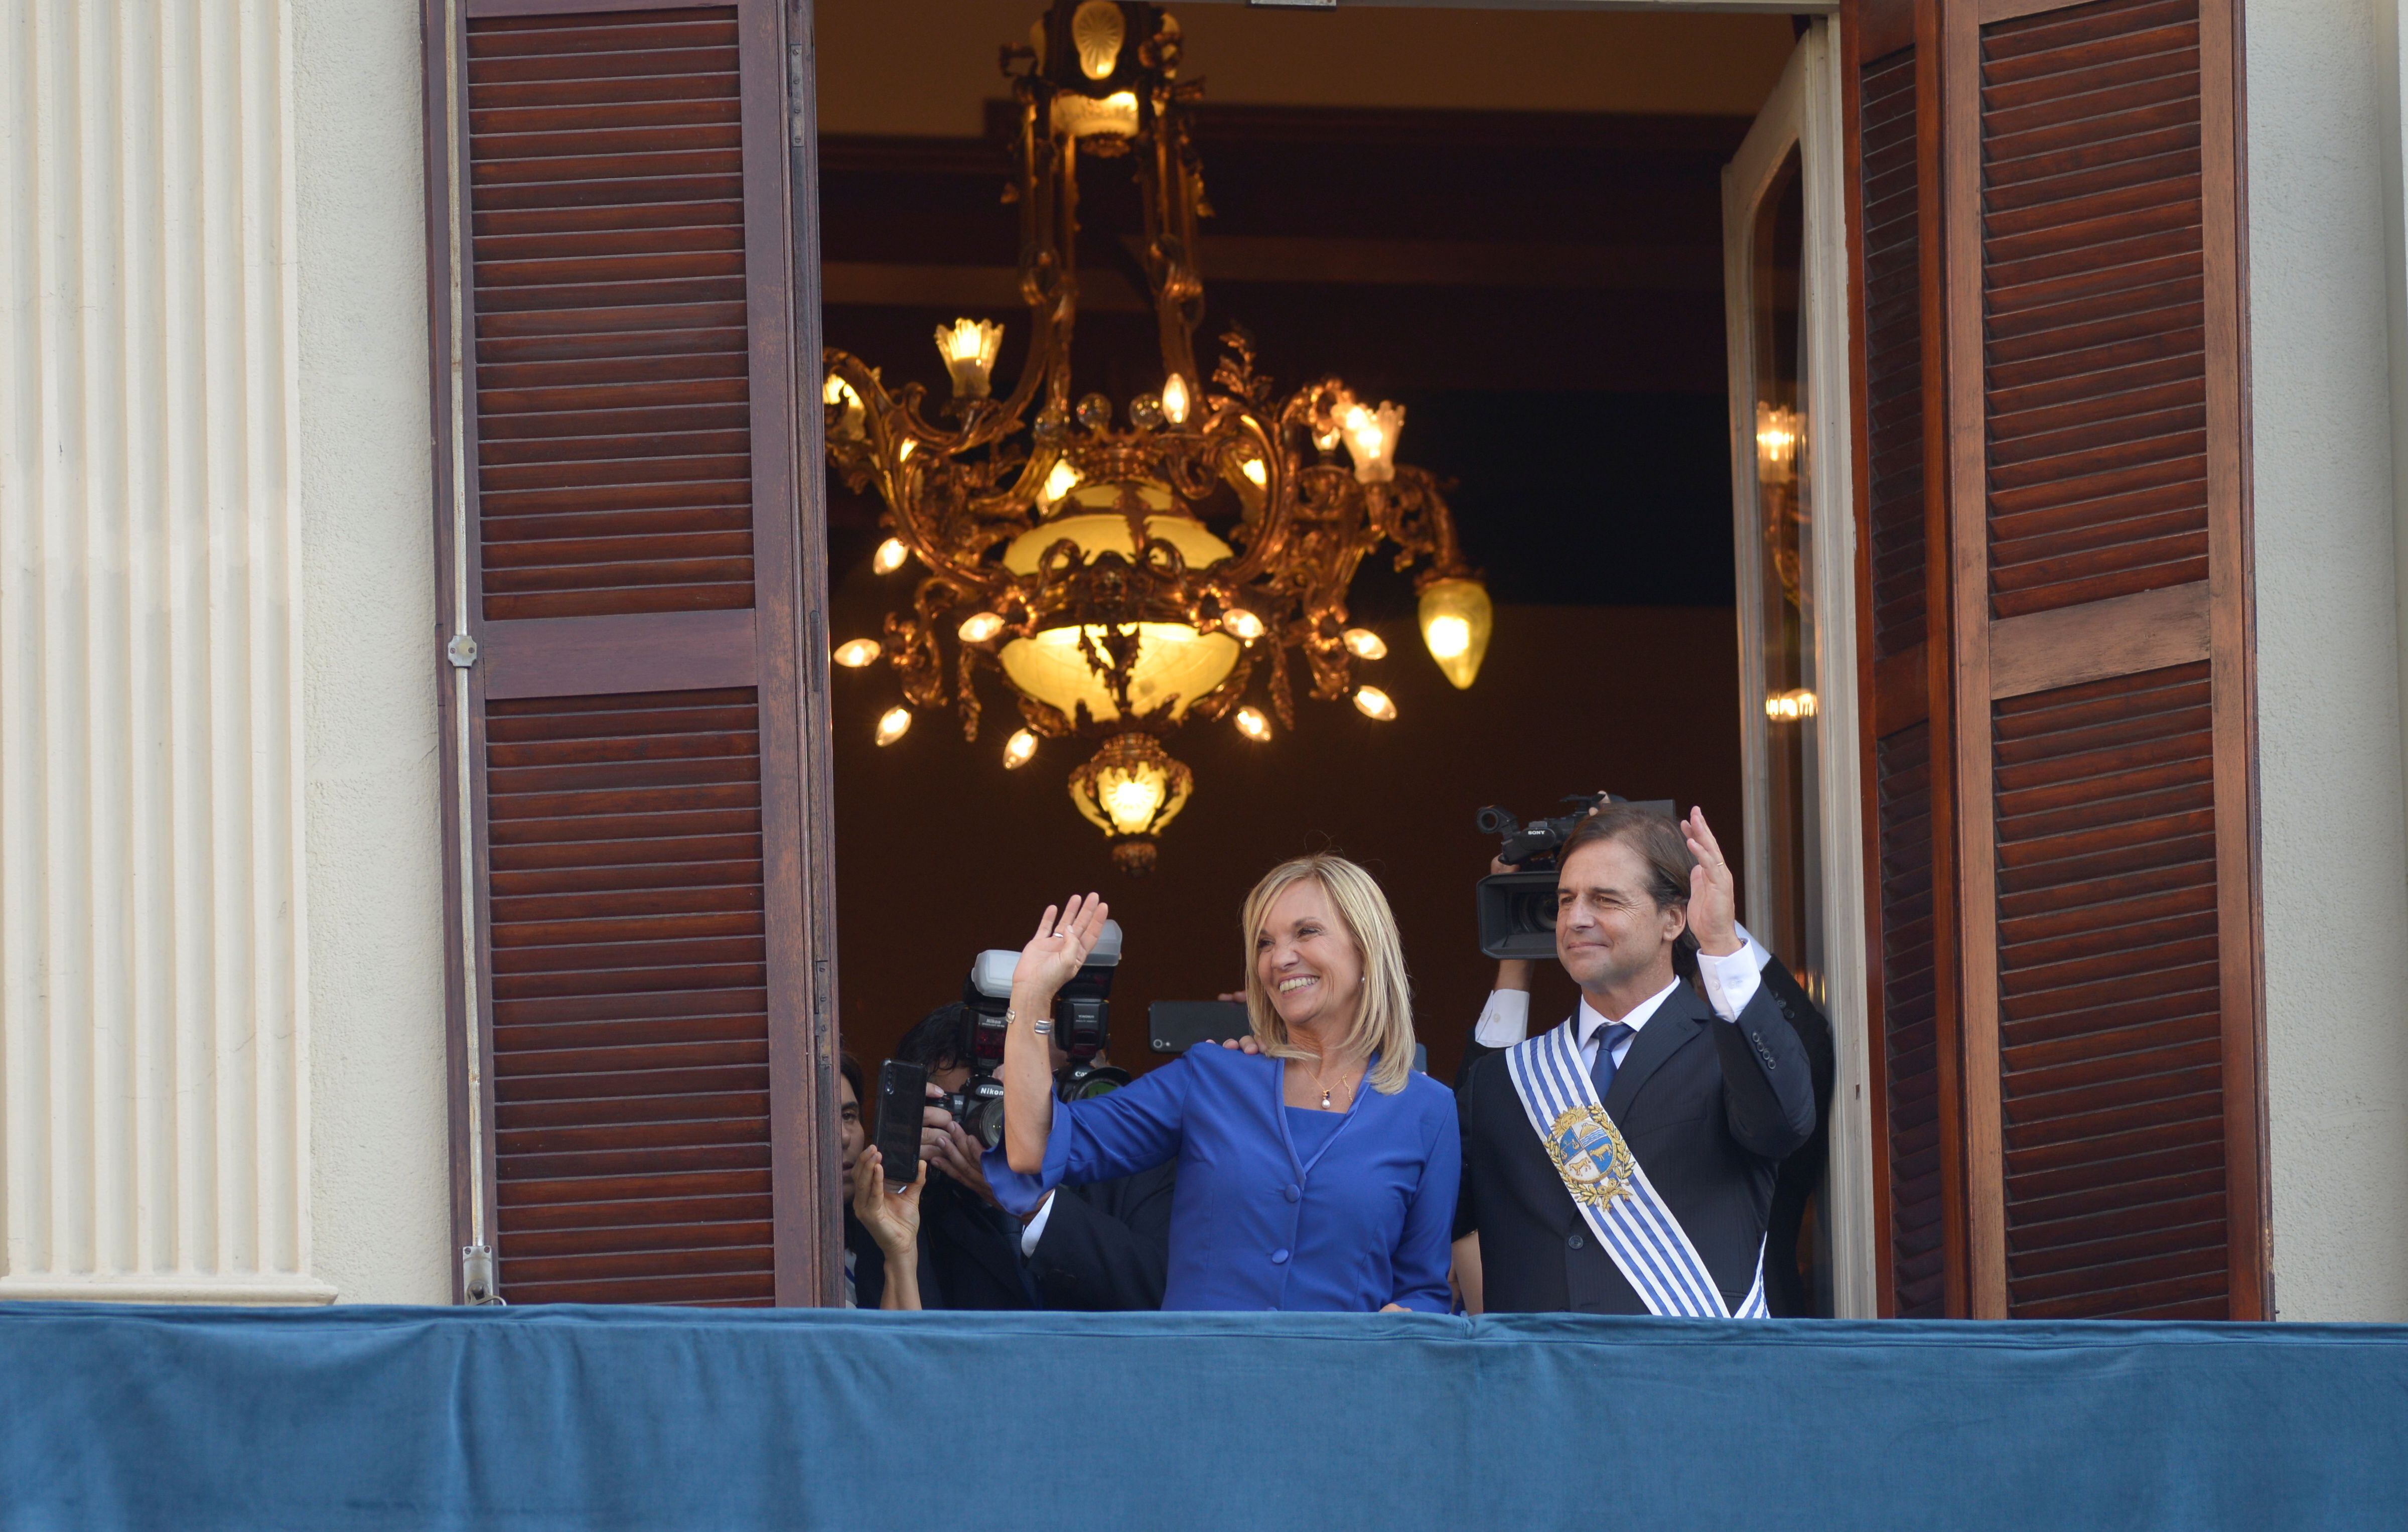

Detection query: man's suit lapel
xmin=1602 ymin=983 xmax=1708 ymax=1121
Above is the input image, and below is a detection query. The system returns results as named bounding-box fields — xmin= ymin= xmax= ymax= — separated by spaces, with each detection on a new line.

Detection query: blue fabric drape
xmin=2 ymin=1303 xmax=2403 ymax=1530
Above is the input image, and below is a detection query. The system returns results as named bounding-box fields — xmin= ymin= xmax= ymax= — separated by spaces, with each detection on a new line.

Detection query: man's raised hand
xmin=1682 ymin=806 xmax=1742 ymax=957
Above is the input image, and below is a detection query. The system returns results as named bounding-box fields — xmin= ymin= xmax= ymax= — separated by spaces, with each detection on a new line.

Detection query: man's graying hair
xmin=1557 ymin=804 xmax=1703 ymax=986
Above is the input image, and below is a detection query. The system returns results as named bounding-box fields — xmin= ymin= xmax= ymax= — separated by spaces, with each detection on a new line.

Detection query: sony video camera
xmin=1474 ymin=792 xmax=1675 ymax=959
xmin=951 ymin=921 xmax=1131 ymax=1148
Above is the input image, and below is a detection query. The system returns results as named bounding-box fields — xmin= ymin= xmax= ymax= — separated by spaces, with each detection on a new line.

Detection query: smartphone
xmin=874 ymin=1059 xmax=927 ymax=1188
xmin=1149 ymin=1000 xmax=1250 ymax=1055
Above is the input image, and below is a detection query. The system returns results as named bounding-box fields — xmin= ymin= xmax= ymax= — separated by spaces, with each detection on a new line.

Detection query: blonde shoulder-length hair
xmin=1239 ymin=854 xmax=1417 ymax=1095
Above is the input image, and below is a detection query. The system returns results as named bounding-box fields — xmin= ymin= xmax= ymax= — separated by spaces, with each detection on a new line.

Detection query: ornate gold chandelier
xmin=823 ymin=0 xmax=1493 ymax=872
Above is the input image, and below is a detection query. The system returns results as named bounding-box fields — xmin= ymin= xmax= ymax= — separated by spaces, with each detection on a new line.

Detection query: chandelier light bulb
xmin=934 ymin=318 xmax=1004 ymax=399
xmin=1352 ymin=686 xmax=1397 ymax=722
xmin=1340 ymin=400 xmax=1403 ymax=484
xmin=1233 ymin=707 xmax=1271 ymax=742
xmin=833 ymin=638 xmax=883 ymax=668
xmin=1417 ymin=578 xmax=1494 ymax=689
xmin=1239 ymin=456 xmax=1268 ymax=488
xmin=1161 ymin=372 xmax=1191 ymax=425
xmin=1222 ymin=608 xmax=1265 ymax=642
xmin=824 ymin=373 xmax=866 ymax=440
xmin=873 ymin=537 xmax=910 ymax=575
xmin=897 ymin=439 xmax=917 ymax=462
xmin=1765 ymin=688 xmax=1819 ymax=721
xmin=875 ymin=707 xmax=913 ymax=746
xmin=1003 ymin=728 xmax=1039 ymax=768
xmin=1342 ymin=628 xmax=1387 ymax=660
xmin=957 ymin=611 xmax=1006 ymax=643
xmin=1041 ymin=458 xmax=1082 ymax=506
xmin=1102 ymin=770 xmax=1166 ymax=833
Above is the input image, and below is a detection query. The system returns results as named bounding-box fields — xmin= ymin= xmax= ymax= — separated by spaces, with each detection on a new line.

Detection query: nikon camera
xmin=947 ymin=921 xmax=1129 ymax=1149
xmin=1474 ymin=793 xmax=1676 ymax=959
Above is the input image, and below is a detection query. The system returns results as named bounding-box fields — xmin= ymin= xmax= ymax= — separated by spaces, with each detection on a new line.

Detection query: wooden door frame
xmin=1722 ymin=22 xmax=1880 ymax=1320
xmin=782 ymin=0 xmax=846 ymax=1308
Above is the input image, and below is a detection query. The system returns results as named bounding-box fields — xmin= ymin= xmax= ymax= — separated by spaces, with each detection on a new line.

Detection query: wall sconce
xmin=1052 ymin=89 xmax=1139 ymax=138
xmin=1756 ymin=401 xmax=1801 ymax=483
xmin=935 ymin=319 xmax=1004 ymax=398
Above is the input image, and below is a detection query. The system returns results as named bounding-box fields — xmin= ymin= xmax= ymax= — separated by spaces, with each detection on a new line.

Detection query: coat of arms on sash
xmin=1543 ymin=1104 xmax=1635 ymax=1209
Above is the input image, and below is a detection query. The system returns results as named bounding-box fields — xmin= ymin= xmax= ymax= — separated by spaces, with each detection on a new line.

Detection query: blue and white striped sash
xmin=1503 ymin=1018 xmax=1767 ymax=1318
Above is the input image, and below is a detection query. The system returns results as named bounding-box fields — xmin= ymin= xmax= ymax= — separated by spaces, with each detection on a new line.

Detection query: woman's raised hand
xmin=1011 ymin=893 xmax=1110 ymax=999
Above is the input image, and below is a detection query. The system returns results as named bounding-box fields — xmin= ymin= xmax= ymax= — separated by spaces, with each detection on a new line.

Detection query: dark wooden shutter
xmin=1847 ymin=0 xmax=1963 ymax=1320
xmin=1846 ymin=0 xmax=2262 ymax=1319
xmin=1943 ymin=0 xmax=2261 ymax=1320
xmin=424 ymin=0 xmax=840 ymax=1306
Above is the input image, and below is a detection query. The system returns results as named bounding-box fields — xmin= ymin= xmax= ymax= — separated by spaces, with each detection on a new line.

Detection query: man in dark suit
xmin=1759 ymin=956 xmax=1836 ymax=1316
xmin=1453 ymin=804 xmax=1817 ymax=1316
xmin=896 ymin=1004 xmax=1174 ymax=1311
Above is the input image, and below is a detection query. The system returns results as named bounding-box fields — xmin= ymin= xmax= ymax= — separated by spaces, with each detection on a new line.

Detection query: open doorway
xmin=810 ymin=1 xmax=1865 ymax=1315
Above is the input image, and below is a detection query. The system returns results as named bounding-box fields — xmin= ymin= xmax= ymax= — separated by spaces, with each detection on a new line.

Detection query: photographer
xmin=896 ymin=1004 xmax=1174 ymax=1311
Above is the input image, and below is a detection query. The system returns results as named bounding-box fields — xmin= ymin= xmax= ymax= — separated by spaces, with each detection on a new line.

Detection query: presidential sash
xmin=1504 ymin=1018 xmax=1767 ymax=1318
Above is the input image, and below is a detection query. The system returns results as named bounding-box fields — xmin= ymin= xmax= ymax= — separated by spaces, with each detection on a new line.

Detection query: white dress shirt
xmin=1019 ymin=1191 xmax=1056 ymax=1255
xmin=1472 ymin=923 xmax=1774 ymax=1068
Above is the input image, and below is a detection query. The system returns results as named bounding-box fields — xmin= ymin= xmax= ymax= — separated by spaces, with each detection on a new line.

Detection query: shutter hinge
xmin=462 ymin=1243 xmax=506 ymax=1306
xmin=446 ymin=633 xmax=479 ymax=668
xmin=789 ymin=44 xmax=808 ymax=145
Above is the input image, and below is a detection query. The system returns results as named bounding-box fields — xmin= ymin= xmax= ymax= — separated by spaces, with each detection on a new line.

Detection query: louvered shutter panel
xmin=424 ymin=0 xmax=839 ymax=1306
xmin=1846 ymin=0 xmax=1963 ymax=1320
xmin=1940 ymin=0 xmax=2262 ymax=1318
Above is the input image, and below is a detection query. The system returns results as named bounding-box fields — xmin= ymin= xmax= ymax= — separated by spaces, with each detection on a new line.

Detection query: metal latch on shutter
xmin=462 ymin=1243 xmax=505 ymax=1306
xmin=447 ymin=633 xmax=479 ymax=668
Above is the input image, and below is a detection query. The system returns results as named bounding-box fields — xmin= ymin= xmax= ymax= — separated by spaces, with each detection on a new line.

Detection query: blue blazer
xmin=991 ymin=1044 xmax=1459 ymax=1313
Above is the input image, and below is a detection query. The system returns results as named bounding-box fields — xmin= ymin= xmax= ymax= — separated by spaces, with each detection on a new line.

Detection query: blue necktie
xmin=1590 ymin=1023 xmax=1636 ymax=1102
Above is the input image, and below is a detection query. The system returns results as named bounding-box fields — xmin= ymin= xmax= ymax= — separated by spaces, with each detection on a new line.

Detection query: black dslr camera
xmin=950 ymin=922 xmax=1131 ymax=1148
xmin=1474 ymin=792 xmax=1675 ymax=958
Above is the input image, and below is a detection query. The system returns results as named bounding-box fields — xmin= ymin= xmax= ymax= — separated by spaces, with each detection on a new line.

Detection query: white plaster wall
xmin=291 ymin=0 xmax=449 ymax=1305
xmin=2247 ymin=0 xmax=2408 ymax=1322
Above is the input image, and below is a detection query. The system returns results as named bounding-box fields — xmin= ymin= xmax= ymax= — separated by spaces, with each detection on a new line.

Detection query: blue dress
xmin=985 ymin=1044 xmax=1460 ymax=1313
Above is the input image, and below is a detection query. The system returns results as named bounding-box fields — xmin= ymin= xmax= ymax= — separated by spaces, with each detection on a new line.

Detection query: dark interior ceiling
xmin=814 ymin=9 xmax=1792 ymax=1079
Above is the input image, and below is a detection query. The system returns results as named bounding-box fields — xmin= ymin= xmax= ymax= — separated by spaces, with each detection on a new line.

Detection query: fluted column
xmin=1 ymin=0 xmax=329 ymax=1303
